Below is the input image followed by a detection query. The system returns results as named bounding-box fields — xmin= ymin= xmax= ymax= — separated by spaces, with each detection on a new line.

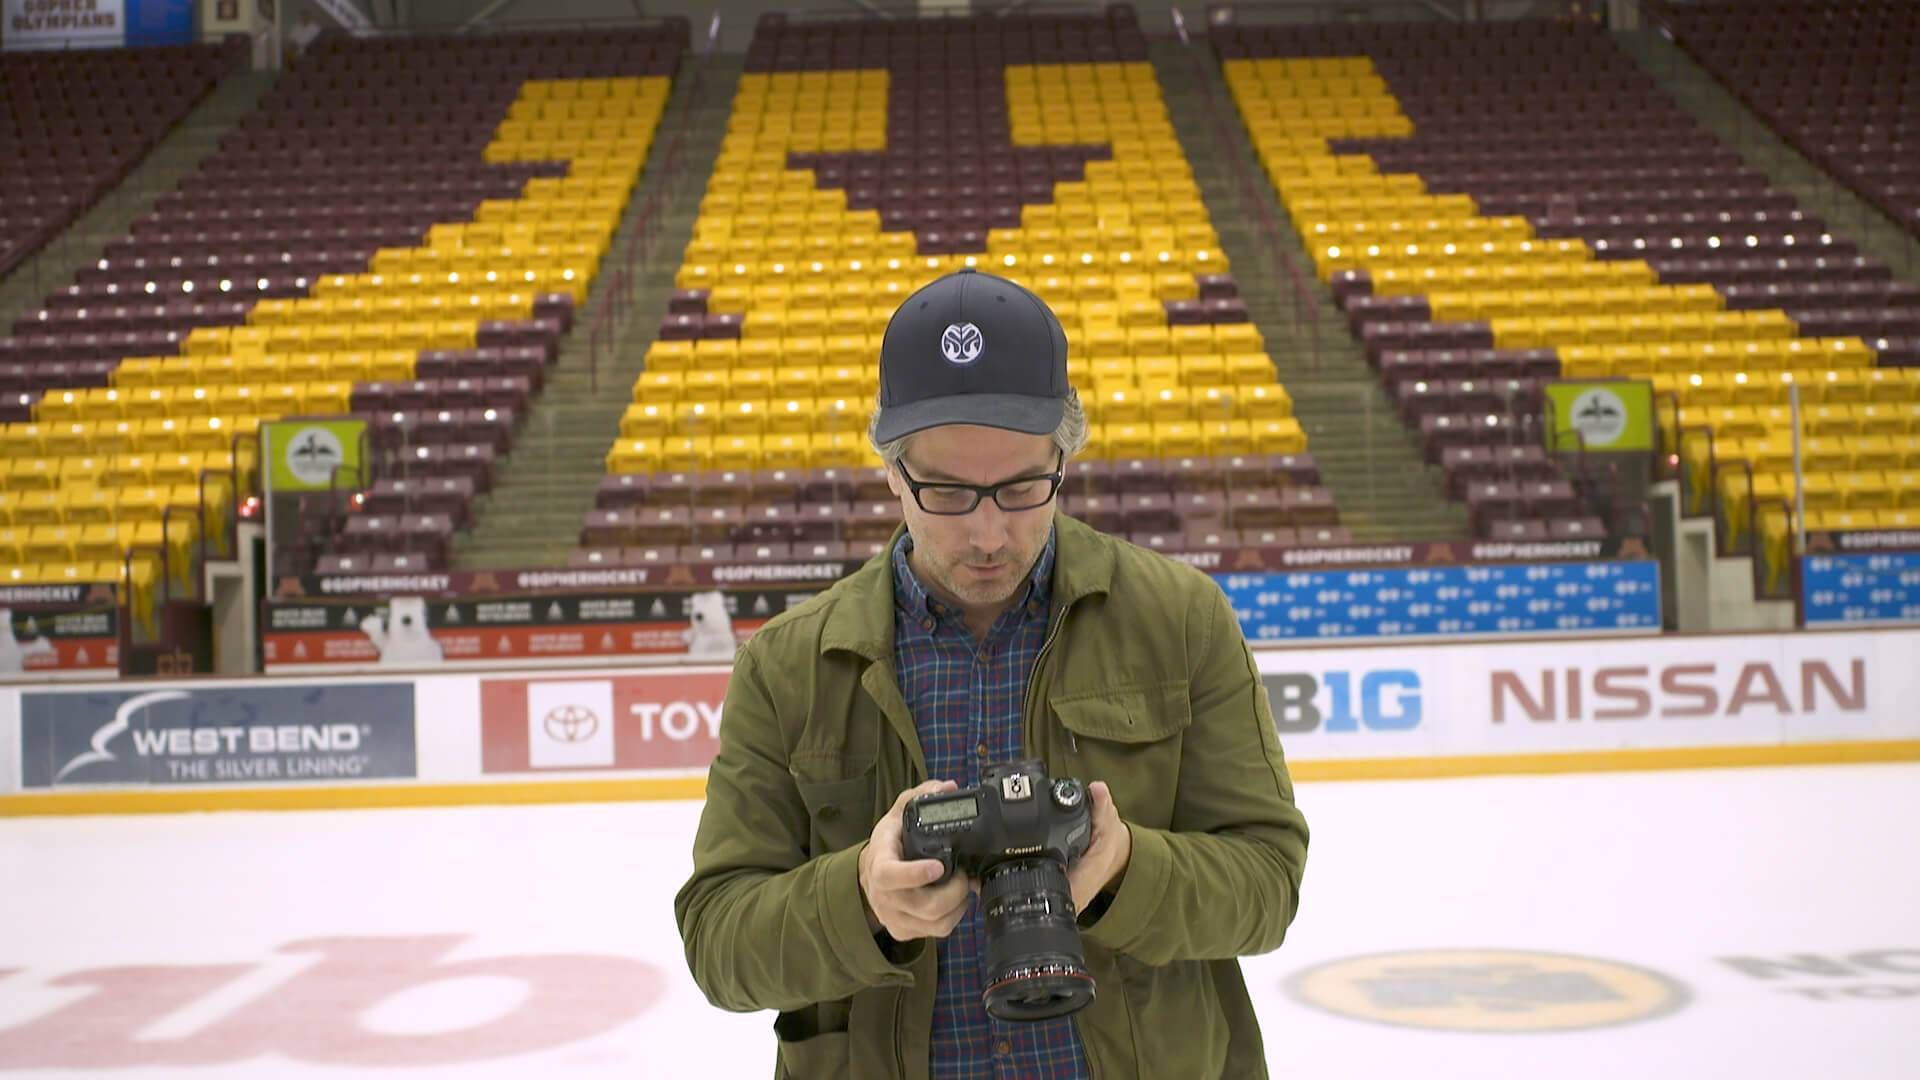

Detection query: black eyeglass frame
xmin=893 ymin=451 xmax=1067 ymax=516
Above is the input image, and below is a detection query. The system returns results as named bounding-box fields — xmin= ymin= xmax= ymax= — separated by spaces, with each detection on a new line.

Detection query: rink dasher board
xmin=2 ymin=627 xmax=1919 ymax=814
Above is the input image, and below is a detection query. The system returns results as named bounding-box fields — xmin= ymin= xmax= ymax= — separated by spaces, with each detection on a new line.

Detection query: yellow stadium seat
xmin=1836 ymin=471 xmax=1894 ymax=511
xmin=621 ymin=403 xmax=672 ymax=439
xmin=607 ymin=438 xmax=662 ymax=474
xmin=10 ymin=490 xmax=60 ymax=526
xmin=7 ymin=457 xmax=58 ymax=490
xmin=22 ymin=525 xmax=77 ymax=565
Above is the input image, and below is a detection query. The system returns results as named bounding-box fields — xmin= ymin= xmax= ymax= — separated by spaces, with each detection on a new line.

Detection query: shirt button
xmin=921 ymin=617 xmax=936 ymax=633
xmin=996 ymin=1040 xmax=1012 ymax=1056
xmin=976 ymin=742 xmax=988 ymax=759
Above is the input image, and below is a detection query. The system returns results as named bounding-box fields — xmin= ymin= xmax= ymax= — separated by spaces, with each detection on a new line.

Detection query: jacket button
xmin=818 ymin=804 xmax=839 ymax=821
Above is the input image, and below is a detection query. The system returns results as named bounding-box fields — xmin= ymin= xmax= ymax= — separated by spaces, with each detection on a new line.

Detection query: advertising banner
xmin=1257 ymin=628 xmax=1914 ymax=763
xmin=0 ymin=583 xmax=119 ymax=678
xmin=262 ymin=590 xmax=778 ymax=671
xmin=1219 ymin=560 xmax=1661 ymax=642
xmin=7 ymin=629 xmax=1915 ymax=800
xmin=1545 ymin=380 xmax=1654 ymax=453
xmin=1801 ymin=552 xmax=1920 ymax=628
xmin=264 ymin=554 xmax=1663 ymax=671
xmin=18 ymin=682 xmax=416 ymax=788
xmin=479 ymin=670 xmax=730 ymax=775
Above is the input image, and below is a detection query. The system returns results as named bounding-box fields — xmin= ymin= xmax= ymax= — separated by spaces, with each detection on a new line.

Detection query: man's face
xmin=886 ymin=424 xmax=1061 ymax=620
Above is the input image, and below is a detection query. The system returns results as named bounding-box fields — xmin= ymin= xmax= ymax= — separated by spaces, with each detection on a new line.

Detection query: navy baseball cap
xmin=872 ymin=268 xmax=1070 ymax=444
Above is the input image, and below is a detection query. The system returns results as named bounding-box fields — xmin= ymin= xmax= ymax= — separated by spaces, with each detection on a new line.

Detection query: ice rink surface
xmin=3 ymin=763 xmax=1918 ymax=1078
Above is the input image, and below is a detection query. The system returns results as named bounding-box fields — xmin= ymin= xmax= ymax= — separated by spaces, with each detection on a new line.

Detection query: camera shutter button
xmin=1052 ymin=779 xmax=1084 ymax=808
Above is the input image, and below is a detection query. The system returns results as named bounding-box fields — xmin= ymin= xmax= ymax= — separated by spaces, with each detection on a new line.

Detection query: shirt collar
xmin=892 ymin=526 xmax=1057 ymax=629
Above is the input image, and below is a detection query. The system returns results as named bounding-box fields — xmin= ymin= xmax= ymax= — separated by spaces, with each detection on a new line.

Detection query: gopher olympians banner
xmin=3 ymin=0 xmax=193 ymax=50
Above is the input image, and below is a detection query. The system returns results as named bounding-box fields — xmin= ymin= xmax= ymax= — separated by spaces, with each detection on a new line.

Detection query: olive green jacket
xmin=673 ymin=513 xmax=1309 ymax=1078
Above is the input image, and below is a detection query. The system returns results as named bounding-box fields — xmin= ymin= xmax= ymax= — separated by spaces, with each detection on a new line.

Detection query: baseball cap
xmin=872 ymin=268 xmax=1070 ymax=444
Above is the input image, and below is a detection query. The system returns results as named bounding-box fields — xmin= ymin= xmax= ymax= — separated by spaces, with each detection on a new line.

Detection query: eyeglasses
xmin=894 ymin=453 xmax=1065 ymax=516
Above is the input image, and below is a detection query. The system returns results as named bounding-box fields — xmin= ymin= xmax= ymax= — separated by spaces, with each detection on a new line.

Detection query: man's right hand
xmin=858 ymin=779 xmax=973 ymax=941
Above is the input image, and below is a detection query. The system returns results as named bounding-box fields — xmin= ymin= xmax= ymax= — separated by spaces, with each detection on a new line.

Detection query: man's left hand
xmin=1066 ymin=780 xmax=1131 ymax=916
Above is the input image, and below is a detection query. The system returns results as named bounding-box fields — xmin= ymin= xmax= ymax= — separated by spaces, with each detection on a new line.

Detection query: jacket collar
xmin=821 ymin=511 xmax=1114 ymax=661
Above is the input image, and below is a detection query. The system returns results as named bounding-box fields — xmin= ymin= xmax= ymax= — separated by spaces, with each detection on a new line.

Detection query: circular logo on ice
xmin=1287 ymin=949 xmax=1688 ymax=1033
xmin=542 ymin=704 xmax=600 ymax=744
xmin=1567 ymin=387 xmax=1628 ymax=448
xmin=283 ymin=426 xmax=345 ymax=486
xmin=940 ymin=322 xmax=983 ymax=365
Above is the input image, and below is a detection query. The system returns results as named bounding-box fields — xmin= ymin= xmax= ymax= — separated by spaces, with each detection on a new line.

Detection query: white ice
xmin=2 ymin=763 xmax=1918 ymax=1078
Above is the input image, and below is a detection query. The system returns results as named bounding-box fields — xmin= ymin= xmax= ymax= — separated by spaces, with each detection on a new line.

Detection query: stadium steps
xmin=1613 ymin=28 xmax=1920 ymax=286
xmin=1152 ymin=39 xmax=1468 ymax=542
xmin=452 ymin=53 xmax=743 ymax=570
xmin=0 ymin=70 xmax=280 ymax=334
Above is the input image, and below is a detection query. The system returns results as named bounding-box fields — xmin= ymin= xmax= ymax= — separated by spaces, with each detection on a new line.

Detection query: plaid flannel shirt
xmin=891 ymin=529 xmax=1090 ymax=1080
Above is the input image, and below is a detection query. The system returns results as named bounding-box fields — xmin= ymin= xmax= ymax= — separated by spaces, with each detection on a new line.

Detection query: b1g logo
xmin=1263 ymin=670 xmax=1422 ymax=733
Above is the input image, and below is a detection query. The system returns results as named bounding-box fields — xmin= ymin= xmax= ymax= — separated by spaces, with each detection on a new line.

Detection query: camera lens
xmin=979 ymin=860 xmax=1095 ymax=1022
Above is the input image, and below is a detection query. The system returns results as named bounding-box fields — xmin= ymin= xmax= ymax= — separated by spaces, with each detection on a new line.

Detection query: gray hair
xmin=868 ymin=386 xmax=1089 ymax=469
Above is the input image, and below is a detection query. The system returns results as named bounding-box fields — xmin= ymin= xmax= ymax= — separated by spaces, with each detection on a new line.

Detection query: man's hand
xmin=858 ymin=779 xmax=974 ymax=941
xmin=1066 ymin=781 xmax=1132 ymax=916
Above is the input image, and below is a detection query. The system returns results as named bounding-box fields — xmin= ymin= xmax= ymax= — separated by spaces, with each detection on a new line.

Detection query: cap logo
xmin=940 ymin=322 xmax=984 ymax=365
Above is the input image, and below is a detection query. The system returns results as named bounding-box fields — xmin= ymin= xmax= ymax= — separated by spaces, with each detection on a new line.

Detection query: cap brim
xmin=872 ymin=393 xmax=1065 ymax=444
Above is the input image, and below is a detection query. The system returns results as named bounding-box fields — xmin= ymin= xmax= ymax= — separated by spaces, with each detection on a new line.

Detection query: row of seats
xmin=1653 ymin=0 xmax=1920 ymax=238
xmin=1 ymin=43 xmax=238 ymax=277
xmin=603 ymin=413 xmax=1312 ymax=473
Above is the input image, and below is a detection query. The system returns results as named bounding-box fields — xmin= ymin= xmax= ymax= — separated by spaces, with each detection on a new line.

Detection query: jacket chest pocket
xmin=793 ymin=765 xmax=878 ymax=856
xmin=1049 ymin=683 xmax=1190 ymax=831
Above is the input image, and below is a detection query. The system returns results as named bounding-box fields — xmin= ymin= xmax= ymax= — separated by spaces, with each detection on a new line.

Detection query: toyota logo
xmin=542 ymin=704 xmax=599 ymax=743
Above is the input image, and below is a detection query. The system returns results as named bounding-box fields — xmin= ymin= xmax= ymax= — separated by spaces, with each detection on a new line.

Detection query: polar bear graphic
xmin=0 ymin=609 xmax=56 ymax=675
xmin=359 ymin=596 xmax=445 ymax=666
xmin=682 ymin=590 xmax=738 ymax=660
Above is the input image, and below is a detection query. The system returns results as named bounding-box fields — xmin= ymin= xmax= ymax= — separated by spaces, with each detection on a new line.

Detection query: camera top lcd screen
xmin=919 ymin=795 xmax=979 ymax=825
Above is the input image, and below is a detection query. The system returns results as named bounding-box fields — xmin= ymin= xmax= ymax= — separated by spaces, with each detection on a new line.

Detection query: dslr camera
xmin=901 ymin=758 xmax=1095 ymax=1021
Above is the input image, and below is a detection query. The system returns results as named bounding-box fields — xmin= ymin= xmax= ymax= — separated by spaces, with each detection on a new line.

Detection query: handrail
xmin=1675 ymin=419 xmax=1716 ymax=520
xmin=1655 ymin=389 xmax=1683 ymax=482
xmin=310 ymin=13 xmax=696 ymax=41
xmin=1176 ymin=29 xmax=1320 ymax=361
xmin=586 ymin=15 xmax=719 ymax=394
xmin=1203 ymin=0 xmax=1474 ymax=28
xmin=753 ymin=3 xmax=1118 ymax=26
xmin=1753 ymin=497 xmax=1793 ymax=602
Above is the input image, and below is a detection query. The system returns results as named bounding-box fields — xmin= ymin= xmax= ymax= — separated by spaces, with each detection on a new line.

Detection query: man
xmin=675 ymin=269 xmax=1308 ymax=1078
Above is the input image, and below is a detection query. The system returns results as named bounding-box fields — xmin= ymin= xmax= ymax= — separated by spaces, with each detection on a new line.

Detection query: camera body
xmin=901 ymin=759 xmax=1097 ymax=1022
xmin=901 ymin=758 xmax=1092 ymax=883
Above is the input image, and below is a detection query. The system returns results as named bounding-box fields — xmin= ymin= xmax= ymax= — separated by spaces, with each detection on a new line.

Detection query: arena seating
xmin=0 ymin=26 xmax=686 ymax=614
xmin=1214 ymin=18 xmax=1920 ymax=576
xmin=0 ymin=43 xmax=237 ymax=279
xmin=584 ymin=5 xmax=1336 ymax=568
xmin=1651 ymin=0 xmax=1920 ymax=242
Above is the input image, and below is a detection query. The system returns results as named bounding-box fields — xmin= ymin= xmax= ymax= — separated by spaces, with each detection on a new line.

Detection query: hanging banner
xmin=263 ymin=418 xmax=367 ymax=493
xmin=1545 ymin=380 xmax=1654 ymax=452
xmin=3 ymin=0 xmax=124 ymax=50
xmin=3 ymin=0 xmax=190 ymax=50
